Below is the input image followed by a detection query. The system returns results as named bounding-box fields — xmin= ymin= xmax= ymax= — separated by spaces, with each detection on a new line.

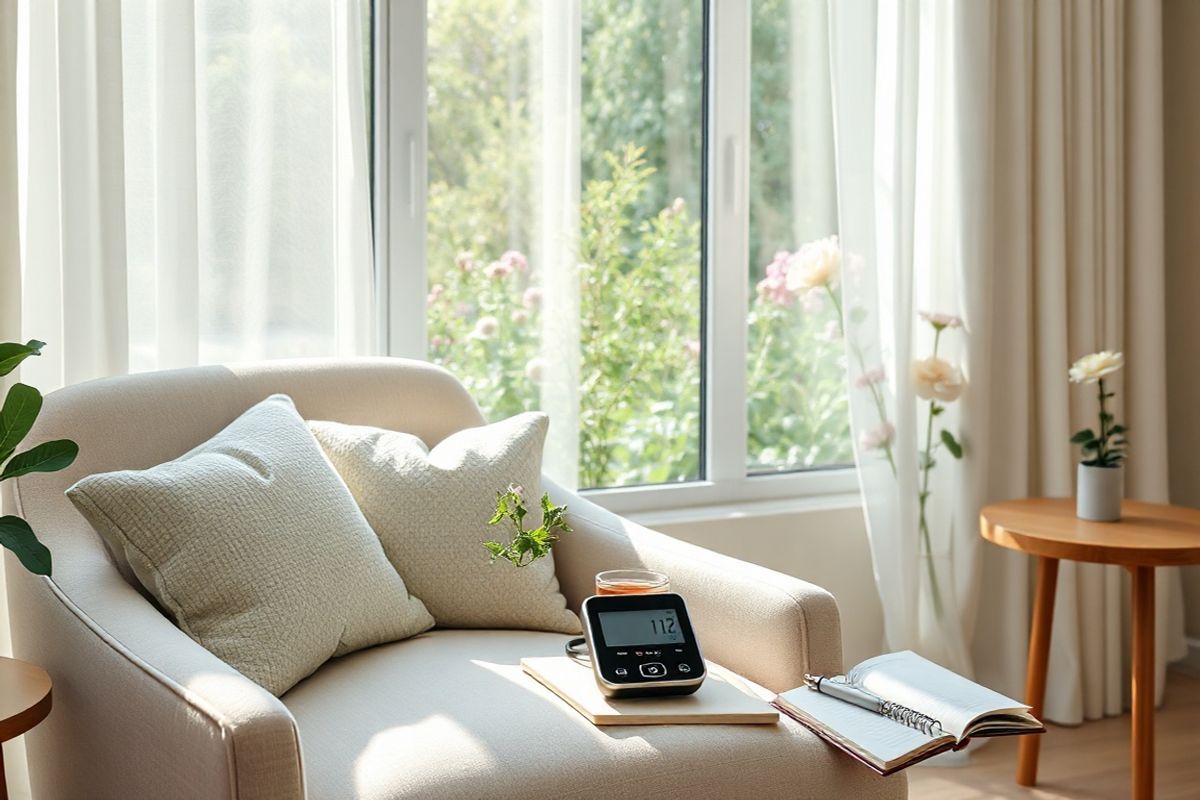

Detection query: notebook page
xmin=775 ymin=685 xmax=939 ymax=767
xmin=849 ymin=651 xmax=1030 ymax=740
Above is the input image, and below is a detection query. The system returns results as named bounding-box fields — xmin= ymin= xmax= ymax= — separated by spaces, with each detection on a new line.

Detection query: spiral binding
xmin=879 ymin=699 xmax=943 ymax=736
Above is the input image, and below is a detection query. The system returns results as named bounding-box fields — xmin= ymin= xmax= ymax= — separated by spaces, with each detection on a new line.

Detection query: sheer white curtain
xmin=831 ymin=0 xmax=981 ymax=674
xmin=3 ymin=2 xmax=374 ymax=794
xmin=15 ymin=0 xmax=375 ymax=391
xmin=533 ymin=0 xmax=582 ymax=489
xmin=831 ymin=0 xmax=1186 ymax=725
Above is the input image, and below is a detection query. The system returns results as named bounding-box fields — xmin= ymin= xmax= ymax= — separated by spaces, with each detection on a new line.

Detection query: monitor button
xmin=677 ymin=663 xmax=692 ymax=674
xmin=639 ymin=662 xmax=666 ymax=678
xmin=614 ymin=667 xmax=628 ymax=677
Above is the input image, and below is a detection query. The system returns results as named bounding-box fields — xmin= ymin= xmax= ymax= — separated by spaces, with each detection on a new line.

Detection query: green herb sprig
xmin=483 ymin=484 xmax=572 ymax=567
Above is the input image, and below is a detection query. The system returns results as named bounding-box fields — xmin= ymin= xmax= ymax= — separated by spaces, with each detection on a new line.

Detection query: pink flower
xmin=426 ymin=283 xmax=444 ymax=307
xmin=501 ymin=250 xmax=528 ymax=272
xmin=684 ymin=339 xmax=701 ymax=359
xmin=855 ymin=366 xmax=886 ymax=388
xmin=755 ymin=251 xmax=795 ymax=306
xmin=485 ymin=260 xmax=513 ymax=280
xmin=522 ymin=287 xmax=543 ymax=309
xmin=430 ymin=335 xmax=450 ymax=349
xmin=508 ymin=483 xmax=526 ymax=502
xmin=919 ymin=310 xmax=964 ymax=330
xmin=858 ymin=421 xmax=895 ymax=451
xmin=456 ymin=251 xmax=475 ymax=272
xmin=511 ymin=309 xmax=529 ymax=326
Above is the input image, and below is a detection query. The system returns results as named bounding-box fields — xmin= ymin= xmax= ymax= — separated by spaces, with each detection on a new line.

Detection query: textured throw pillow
xmin=66 ymin=394 xmax=435 ymax=696
xmin=310 ymin=412 xmax=581 ymax=634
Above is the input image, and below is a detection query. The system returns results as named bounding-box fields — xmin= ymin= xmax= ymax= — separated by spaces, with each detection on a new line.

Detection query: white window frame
xmin=374 ymin=0 xmax=858 ymax=516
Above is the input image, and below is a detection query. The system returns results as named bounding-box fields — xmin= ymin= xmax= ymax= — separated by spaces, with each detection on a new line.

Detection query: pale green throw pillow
xmin=310 ymin=412 xmax=581 ymax=634
xmin=67 ymin=394 xmax=435 ymax=696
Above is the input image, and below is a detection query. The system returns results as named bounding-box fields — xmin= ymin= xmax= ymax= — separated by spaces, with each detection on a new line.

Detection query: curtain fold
xmin=832 ymin=0 xmax=1185 ymax=726
xmin=18 ymin=0 xmax=377 ymax=390
xmin=3 ymin=3 xmax=376 ymax=794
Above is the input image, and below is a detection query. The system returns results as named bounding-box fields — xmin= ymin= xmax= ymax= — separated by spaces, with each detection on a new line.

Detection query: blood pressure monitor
xmin=580 ymin=592 xmax=706 ymax=698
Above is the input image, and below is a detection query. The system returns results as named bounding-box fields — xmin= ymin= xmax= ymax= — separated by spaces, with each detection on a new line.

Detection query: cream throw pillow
xmin=67 ymin=394 xmax=435 ymax=696
xmin=310 ymin=412 xmax=581 ymax=634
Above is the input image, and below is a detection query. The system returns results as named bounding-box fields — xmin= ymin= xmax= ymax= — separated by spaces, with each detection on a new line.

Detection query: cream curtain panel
xmin=969 ymin=0 xmax=1185 ymax=724
xmin=832 ymin=0 xmax=1185 ymax=727
xmin=2 ymin=2 xmax=375 ymax=794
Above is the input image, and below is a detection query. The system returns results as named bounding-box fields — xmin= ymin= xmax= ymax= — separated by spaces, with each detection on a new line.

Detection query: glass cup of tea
xmin=595 ymin=569 xmax=670 ymax=596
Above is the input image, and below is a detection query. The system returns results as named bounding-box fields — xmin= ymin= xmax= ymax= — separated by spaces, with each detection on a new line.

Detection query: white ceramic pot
xmin=1076 ymin=463 xmax=1123 ymax=522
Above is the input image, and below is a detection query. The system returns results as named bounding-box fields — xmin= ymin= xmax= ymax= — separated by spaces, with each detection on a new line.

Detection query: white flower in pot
xmin=1069 ymin=350 xmax=1127 ymax=521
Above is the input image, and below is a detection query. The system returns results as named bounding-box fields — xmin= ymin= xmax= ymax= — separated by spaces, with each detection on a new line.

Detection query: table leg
xmin=1131 ymin=565 xmax=1155 ymax=800
xmin=1017 ymin=555 xmax=1059 ymax=787
xmin=0 ymin=739 xmax=8 ymax=800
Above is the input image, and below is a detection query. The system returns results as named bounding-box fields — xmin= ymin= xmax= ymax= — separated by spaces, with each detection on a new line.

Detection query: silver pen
xmin=804 ymin=673 xmax=884 ymax=713
xmin=804 ymin=673 xmax=943 ymax=735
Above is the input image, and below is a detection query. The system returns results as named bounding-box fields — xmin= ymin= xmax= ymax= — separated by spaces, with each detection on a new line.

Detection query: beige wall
xmin=1163 ymin=0 xmax=1200 ymax=645
xmin=638 ymin=503 xmax=885 ymax=667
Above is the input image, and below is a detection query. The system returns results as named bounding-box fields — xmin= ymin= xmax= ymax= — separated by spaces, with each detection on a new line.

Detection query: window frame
xmin=374 ymin=0 xmax=857 ymax=515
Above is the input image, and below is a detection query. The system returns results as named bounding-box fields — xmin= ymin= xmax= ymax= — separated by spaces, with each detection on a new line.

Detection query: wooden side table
xmin=0 ymin=657 xmax=52 ymax=800
xmin=980 ymin=498 xmax=1200 ymax=800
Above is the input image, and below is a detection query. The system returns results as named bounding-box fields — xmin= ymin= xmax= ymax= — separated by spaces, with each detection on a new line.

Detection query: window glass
xmin=426 ymin=0 xmax=704 ymax=489
xmin=746 ymin=0 xmax=851 ymax=473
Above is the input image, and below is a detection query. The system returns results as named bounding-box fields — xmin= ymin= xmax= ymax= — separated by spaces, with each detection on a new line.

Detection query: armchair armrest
xmin=547 ymin=479 xmax=844 ymax=693
xmin=7 ymin=551 xmax=304 ymax=800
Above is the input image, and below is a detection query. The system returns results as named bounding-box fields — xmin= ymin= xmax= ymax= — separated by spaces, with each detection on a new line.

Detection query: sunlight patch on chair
xmin=354 ymin=716 xmax=499 ymax=798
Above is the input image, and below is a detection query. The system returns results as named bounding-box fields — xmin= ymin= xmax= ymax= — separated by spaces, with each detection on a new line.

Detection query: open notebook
xmin=773 ymin=651 xmax=1043 ymax=776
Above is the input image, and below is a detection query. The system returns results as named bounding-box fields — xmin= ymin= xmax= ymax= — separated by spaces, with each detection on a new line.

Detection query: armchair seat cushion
xmin=282 ymin=629 xmax=902 ymax=800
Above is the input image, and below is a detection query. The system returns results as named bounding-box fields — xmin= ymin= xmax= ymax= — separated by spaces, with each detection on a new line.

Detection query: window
xmin=378 ymin=0 xmax=851 ymax=505
xmin=746 ymin=0 xmax=849 ymax=473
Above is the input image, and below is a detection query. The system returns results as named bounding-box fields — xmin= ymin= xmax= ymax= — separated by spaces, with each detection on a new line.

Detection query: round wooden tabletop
xmin=0 ymin=657 xmax=51 ymax=742
xmin=980 ymin=498 xmax=1200 ymax=567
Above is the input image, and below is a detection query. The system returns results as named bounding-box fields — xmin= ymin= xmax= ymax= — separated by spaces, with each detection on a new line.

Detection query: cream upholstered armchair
xmin=4 ymin=358 xmax=905 ymax=799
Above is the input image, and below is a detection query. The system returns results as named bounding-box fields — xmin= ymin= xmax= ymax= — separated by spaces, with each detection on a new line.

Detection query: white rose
xmin=1068 ymin=351 xmax=1123 ymax=384
xmin=911 ymin=357 xmax=965 ymax=402
xmin=471 ymin=316 xmax=499 ymax=339
xmin=785 ymin=235 xmax=841 ymax=294
xmin=525 ymin=357 xmax=546 ymax=383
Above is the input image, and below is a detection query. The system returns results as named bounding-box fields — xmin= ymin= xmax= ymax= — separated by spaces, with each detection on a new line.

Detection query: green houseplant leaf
xmin=0 ymin=340 xmax=81 ymax=578
xmin=0 ymin=439 xmax=79 ymax=481
xmin=0 ymin=383 xmax=43 ymax=463
xmin=0 ymin=340 xmax=44 ymax=378
xmin=0 ymin=515 xmax=51 ymax=576
xmin=1070 ymin=428 xmax=1096 ymax=444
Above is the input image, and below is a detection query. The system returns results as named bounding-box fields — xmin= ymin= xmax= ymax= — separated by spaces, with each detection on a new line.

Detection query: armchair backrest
xmin=4 ymin=357 xmax=487 ymax=598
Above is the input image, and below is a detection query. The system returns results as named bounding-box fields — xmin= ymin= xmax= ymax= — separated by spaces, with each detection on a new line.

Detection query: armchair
xmin=4 ymin=358 xmax=904 ymax=799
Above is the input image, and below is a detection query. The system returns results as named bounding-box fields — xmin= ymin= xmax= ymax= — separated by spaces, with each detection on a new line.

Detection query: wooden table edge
xmin=980 ymin=521 xmax=1200 ymax=567
xmin=0 ymin=685 xmax=51 ymax=743
xmin=980 ymin=500 xmax=1200 ymax=567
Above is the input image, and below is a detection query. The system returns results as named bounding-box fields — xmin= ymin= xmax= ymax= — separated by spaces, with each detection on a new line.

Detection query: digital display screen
xmin=597 ymin=608 xmax=686 ymax=647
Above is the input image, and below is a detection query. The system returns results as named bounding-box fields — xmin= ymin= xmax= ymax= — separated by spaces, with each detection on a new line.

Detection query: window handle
xmin=407 ymin=133 xmax=418 ymax=219
xmin=723 ymin=136 xmax=741 ymax=215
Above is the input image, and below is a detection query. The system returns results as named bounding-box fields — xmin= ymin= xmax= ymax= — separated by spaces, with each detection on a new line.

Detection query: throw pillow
xmin=310 ymin=412 xmax=580 ymax=634
xmin=67 ymin=394 xmax=435 ymax=696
